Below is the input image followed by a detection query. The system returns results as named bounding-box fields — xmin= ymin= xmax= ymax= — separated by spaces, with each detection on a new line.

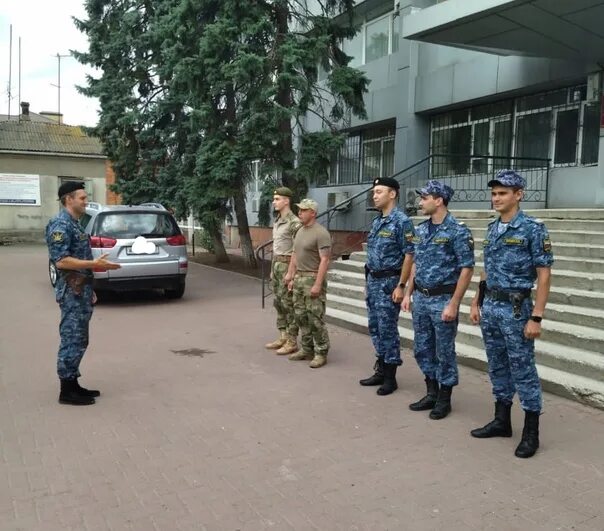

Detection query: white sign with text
xmin=0 ymin=174 xmax=41 ymax=206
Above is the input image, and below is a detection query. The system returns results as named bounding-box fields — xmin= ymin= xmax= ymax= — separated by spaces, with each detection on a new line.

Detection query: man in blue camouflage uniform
xmin=402 ymin=181 xmax=474 ymax=419
xmin=46 ymin=181 xmax=120 ymax=405
xmin=359 ymin=177 xmax=415 ymax=396
xmin=469 ymin=170 xmax=553 ymax=458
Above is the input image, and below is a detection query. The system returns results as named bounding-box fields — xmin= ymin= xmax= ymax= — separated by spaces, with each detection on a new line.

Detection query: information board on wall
xmin=0 ymin=173 xmax=41 ymax=206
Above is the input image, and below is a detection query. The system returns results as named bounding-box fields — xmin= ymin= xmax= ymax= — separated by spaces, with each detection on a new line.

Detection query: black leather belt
xmin=486 ymin=288 xmax=531 ymax=303
xmin=414 ymin=283 xmax=456 ymax=297
xmin=365 ymin=265 xmax=401 ymax=279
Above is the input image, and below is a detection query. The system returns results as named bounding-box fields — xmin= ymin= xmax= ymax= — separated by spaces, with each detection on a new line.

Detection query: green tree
xmin=74 ymin=0 xmax=368 ymax=266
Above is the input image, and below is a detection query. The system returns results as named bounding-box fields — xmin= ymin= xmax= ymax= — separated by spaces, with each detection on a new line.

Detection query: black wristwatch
xmin=529 ymin=315 xmax=543 ymax=323
xmin=399 ymin=283 xmax=405 ymax=289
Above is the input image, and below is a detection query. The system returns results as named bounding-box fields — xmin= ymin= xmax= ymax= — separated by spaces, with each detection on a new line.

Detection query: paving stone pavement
xmin=1 ymin=245 xmax=603 ymax=531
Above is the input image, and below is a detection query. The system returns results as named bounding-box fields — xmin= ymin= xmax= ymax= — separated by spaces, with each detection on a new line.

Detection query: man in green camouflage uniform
xmin=265 ymin=187 xmax=302 ymax=355
xmin=284 ymin=198 xmax=331 ymax=369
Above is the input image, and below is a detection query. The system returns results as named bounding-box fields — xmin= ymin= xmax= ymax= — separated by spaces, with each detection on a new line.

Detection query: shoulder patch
xmin=51 ymin=231 xmax=64 ymax=243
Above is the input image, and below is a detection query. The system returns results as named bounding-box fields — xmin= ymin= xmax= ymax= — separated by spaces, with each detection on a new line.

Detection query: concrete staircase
xmin=326 ymin=209 xmax=604 ymax=410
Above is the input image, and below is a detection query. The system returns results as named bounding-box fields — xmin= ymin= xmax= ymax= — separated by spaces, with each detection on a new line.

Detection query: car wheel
xmin=49 ymin=260 xmax=58 ymax=287
xmin=166 ymin=283 xmax=185 ymax=299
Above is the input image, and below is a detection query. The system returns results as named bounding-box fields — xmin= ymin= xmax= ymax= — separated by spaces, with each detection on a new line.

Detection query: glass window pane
xmin=97 ymin=212 xmax=179 ymax=238
xmin=517 ymin=89 xmax=567 ymax=112
xmin=382 ymin=138 xmax=395 ymax=176
xmin=493 ymin=119 xmax=512 ymax=170
xmin=554 ymin=109 xmax=579 ymax=164
xmin=392 ymin=15 xmax=400 ymax=53
xmin=365 ymin=16 xmax=389 ymax=63
xmin=339 ymin=135 xmax=361 ymax=184
xmin=515 ymin=111 xmax=551 ymax=167
xmin=471 ymin=100 xmax=513 ymax=121
xmin=343 ymin=33 xmax=362 ymax=68
xmin=362 ymin=140 xmax=381 ymax=182
xmin=473 ymin=122 xmax=489 ymax=155
xmin=582 ymin=103 xmax=600 ymax=165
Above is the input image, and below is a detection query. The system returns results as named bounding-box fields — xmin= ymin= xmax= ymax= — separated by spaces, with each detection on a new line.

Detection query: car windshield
xmin=95 ymin=212 xmax=180 ymax=239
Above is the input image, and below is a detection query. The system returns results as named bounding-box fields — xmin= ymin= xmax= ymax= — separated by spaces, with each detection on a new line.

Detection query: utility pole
xmin=51 ymin=53 xmax=71 ymax=124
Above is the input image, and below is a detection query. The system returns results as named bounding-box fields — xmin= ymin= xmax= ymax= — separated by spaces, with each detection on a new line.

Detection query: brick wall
xmin=105 ymin=161 xmax=121 ymax=205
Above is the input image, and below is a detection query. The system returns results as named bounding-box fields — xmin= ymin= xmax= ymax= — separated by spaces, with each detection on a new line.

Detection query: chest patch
xmin=433 ymin=237 xmax=450 ymax=244
xmin=503 ymin=237 xmax=525 ymax=245
xmin=79 ymin=232 xmax=88 ymax=241
xmin=378 ymin=230 xmax=393 ymax=238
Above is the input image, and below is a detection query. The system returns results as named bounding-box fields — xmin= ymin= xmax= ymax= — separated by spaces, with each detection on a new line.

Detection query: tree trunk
xmin=274 ymin=2 xmax=299 ymax=195
xmin=208 ymin=225 xmax=230 ymax=264
xmin=232 ymin=186 xmax=257 ymax=268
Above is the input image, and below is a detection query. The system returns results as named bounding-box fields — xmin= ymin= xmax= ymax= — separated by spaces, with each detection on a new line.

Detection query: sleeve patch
xmin=51 ymin=231 xmax=64 ymax=243
xmin=543 ymin=238 xmax=552 ymax=253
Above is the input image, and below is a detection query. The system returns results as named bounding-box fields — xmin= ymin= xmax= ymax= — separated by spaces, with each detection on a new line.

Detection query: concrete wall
xmin=0 ymin=153 xmax=107 ymax=241
xmin=414 ymin=44 xmax=593 ymax=113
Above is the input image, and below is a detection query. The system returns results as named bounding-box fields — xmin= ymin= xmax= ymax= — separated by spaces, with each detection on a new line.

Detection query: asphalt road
xmin=1 ymin=244 xmax=603 ymax=531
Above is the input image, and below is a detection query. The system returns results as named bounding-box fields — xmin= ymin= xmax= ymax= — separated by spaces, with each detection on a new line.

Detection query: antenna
xmin=51 ymin=52 xmax=71 ymax=124
xmin=18 ymin=37 xmax=21 ymax=122
xmin=8 ymin=24 xmax=12 ymax=118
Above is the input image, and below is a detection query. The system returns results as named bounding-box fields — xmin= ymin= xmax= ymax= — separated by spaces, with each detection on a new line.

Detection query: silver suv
xmin=49 ymin=205 xmax=188 ymax=298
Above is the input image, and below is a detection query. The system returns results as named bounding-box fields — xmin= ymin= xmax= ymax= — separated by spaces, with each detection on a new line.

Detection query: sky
xmin=0 ymin=0 xmax=100 ymax=127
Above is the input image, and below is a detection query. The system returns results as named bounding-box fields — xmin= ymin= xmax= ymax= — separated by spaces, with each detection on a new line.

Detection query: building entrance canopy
xmin=403 ymin=0 xmax=604 ymax=62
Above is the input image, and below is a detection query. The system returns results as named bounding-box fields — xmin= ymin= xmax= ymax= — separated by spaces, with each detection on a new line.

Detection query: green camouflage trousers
xmin=272 ymin=261 xmax=298 ymax=338
xmin=292 ymin=275 xmax=330 ymax=357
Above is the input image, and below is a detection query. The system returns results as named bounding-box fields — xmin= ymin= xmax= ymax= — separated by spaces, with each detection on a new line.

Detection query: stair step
xmin=329 ymin=264 xmax=604 ymax=296
xmin=325 ymin=306 xmax=604 ymax=410
xmin=469 ymin=228 xmax=604 ymax=246
xmin=327 ymin=284 xmax=604 ymax=329
xmin=327 ymin=293 xmax=604 ymax=357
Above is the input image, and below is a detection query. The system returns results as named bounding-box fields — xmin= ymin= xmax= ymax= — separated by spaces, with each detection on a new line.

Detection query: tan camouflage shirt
xmin=272 ymin=211 xmax=302 ymax=256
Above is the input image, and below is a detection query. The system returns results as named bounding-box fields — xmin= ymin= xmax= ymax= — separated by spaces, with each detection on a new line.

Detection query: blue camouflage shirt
xmin=46 ymin=209 xmax=93 ymax=299
xmin=413 ymin=213 xmax=475 ymax=289
xmin=366 ymin=207 xmax=415 ymax=272
xmin=483 ymin=210 xmax=554 ymax=291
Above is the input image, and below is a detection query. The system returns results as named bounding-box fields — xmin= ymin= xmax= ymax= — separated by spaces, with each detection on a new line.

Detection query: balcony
xmin=403 ymin=0 xmax=604 ymax=61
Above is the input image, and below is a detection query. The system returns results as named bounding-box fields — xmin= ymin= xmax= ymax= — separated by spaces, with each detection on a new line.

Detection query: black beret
xmin=58 ymin=181 xmax=85 ymax=199
xmin=372 ymin=177 xmax=400 ymax=191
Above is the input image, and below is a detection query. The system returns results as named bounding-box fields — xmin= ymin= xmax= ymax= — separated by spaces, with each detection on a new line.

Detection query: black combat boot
xmin=59 ymin=379 xmax=95 ymax=406
xmin=409 ymin=377 xmax=439 ymax=411
xmin=75 ymin=379 xmax=100 ymax=398
xmin=514 ymin=411 xmax=540 ymax=458
xmin=359 ymin=358 xmax=384 ymax=386
xmin=429 ymin=385 xmax=452 ymax=420
xmin=470 ymin=401 xmax=513 ymax=438
xmin=376 ymin=363 xmax=398 ymax=396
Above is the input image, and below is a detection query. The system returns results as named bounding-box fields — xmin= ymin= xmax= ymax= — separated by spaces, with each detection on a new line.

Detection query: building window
xmin=326 ymin=124 xmax=395 ymax=186
xmin=341 ymin=11 xmax=399 ymax=67
xmin=430 ymin=84 xmax=599 ymax=175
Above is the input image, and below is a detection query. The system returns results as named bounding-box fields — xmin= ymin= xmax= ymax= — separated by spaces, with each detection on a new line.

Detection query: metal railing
xmin=256 ymin=153 xmax=550 ymax=307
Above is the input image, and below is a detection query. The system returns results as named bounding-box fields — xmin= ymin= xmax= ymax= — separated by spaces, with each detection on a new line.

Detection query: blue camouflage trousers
xmin=57 ymin=285 xmax=94 ymax=380
xmin=412 ymin=292 xmax=459 ymax=386
xmin=366 ymin=276 xmax=402 ymax=365
xmin=480 ymin=297 xmax=542 ymax=413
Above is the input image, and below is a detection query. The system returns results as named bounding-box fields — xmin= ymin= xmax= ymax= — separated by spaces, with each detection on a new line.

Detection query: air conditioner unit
xmin=327 ymin=191 xmax=351 ymax=211
xmin=366 ymin=190 xmax=377 ymax=211
xmin=403 ymin=188 xmax=419 ymax=215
